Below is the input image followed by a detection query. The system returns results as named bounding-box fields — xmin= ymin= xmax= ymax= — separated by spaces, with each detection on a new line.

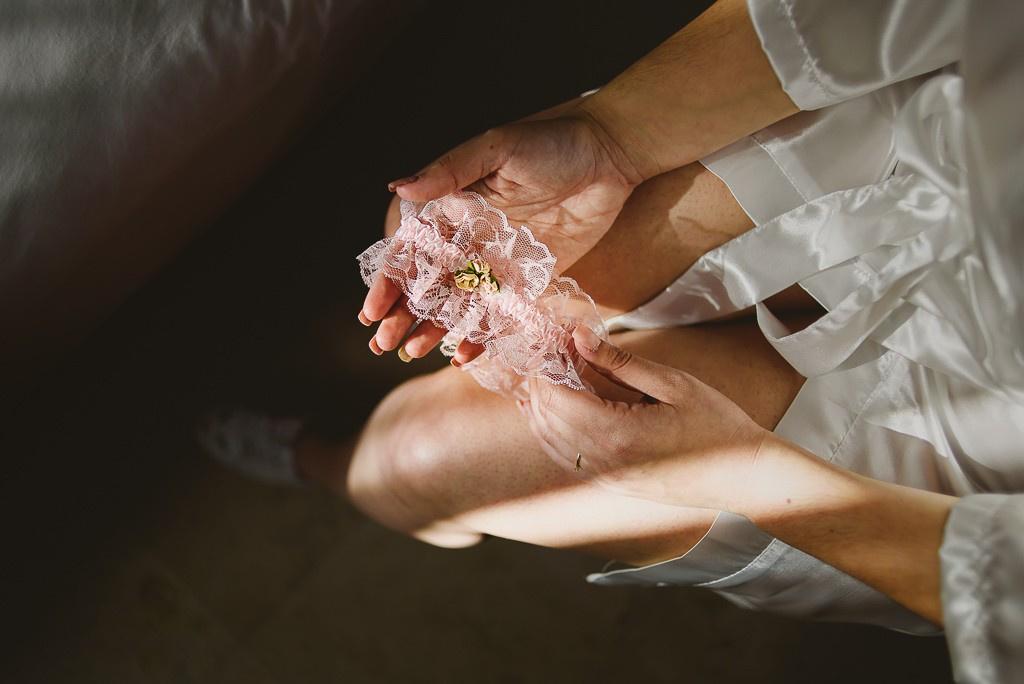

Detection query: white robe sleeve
xmin=941 ymin=495 xmax=1024 ymax=683
xmin=746 ymin=0 xmax=965 ymax=110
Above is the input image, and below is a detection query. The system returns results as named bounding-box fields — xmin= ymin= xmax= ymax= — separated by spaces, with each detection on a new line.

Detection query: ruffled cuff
xmin=940 ymin=494 xmax=1024 ymax=684
xmin=746 ymin=0 xmax=835 ymax=110
xmin=746 ymin=0 xmax=964 ymax=112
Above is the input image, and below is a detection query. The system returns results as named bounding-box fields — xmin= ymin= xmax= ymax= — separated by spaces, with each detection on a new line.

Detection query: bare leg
xmin=304 ymin=162 xmax=811 ymax=565
xmin=338 ymin=320 xmax=805 ymax=565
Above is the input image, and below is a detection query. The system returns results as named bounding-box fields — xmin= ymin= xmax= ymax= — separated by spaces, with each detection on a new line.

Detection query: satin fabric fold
xmin=613 ymin=73 xmax=1023 ymax=405
xmin=596 ymin=4 xmax=1024 ymax=643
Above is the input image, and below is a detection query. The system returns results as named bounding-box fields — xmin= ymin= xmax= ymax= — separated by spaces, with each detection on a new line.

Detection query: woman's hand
xmin=360 ymin=0 xmax=799 ymax=362
xmin=529 ymin=327 xmax=955 ymax=624
xmin=360 ymin=108 xmax=643 ymax=362
xmin=391 ymin=112 xmax=643 ymax=271
xmin=524 ymin=325 xmax=774 ymax=513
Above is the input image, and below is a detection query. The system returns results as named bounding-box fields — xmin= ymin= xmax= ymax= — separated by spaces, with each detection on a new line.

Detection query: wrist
xmin=740 ymin=434 xmax=955 ymax=623
xmin=576 ymin=94 xmax=660 ymax=184
xmin=737 ymin=432 xmax=869 ymax=527
xmin=574 ymin=0 xmax=798 ymax=185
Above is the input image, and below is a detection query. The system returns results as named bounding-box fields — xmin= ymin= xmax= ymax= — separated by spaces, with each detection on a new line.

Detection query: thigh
xmin=568 ymin=162 xmax=822 ymax=319
xmin=565 ymin=162 xmax=754 ymax=318
xmin=347 ymin=317 xmax=806 ymax=567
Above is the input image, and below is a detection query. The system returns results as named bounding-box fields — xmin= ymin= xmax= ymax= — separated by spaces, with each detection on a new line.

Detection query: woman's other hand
xmin=361 ymin=106 xmax=643 ymax=362
xmin=388 ymin=111 xmax=642 ymax=272
xmin=524 ymin=325 xmax=774 ymax=513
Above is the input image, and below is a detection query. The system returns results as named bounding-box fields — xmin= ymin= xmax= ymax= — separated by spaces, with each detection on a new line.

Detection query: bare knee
xmin=348 ymin=366 xmax=723 ymax=564
xmin=348 ymin=370 xmax=484 ymax=548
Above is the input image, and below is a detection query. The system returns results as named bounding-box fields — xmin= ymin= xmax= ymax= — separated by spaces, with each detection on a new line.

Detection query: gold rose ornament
xmin=453 ymin=260 xmax=499 ymax=293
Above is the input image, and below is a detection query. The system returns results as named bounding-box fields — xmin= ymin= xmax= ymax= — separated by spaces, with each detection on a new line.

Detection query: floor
xmin=2 ymin=1 xmax=954 ymax=682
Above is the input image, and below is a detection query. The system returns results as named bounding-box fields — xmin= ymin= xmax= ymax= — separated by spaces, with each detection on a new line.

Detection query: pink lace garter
xmin=357 ymin=191 xmax=606 ymax=397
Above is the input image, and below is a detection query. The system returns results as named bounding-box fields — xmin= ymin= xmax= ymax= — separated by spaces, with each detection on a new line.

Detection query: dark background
xmin=2 ymin=1 xmax=954 ymax=681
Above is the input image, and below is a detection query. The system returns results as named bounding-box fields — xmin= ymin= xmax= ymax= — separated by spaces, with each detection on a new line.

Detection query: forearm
xmin=579 ymin=0 xmax=797 ymax=181
xmin=741 ymin=435 xmax=956 ymax=625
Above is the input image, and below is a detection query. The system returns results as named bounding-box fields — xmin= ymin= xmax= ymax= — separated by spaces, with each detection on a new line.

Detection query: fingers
xmin=527 ymin=376 xmax=608 ymax=441
xmin=361 ymin=273 xmax=480 ymax=361
xmin=451 ymin=339 xmax=485 ymax=366
xmin=388 ymin=129 xmax=510 ymax=203
xmin=524 ymin=384 xmax=579 ymax=473
xmin=529 ymin=375 xmax=606 ymax=420
xmin=362 ymin=274 xmax=418 ymax=355
xmin=401 ymin=321 xmax=447 ymax=359
xmin=361 ymin=274 xmax=402 ymax=323
xmin=526 ymin=409 xmax=580 ymax=476
xmin=572 ymin=326 xmax=679 ymax=404
xmin=373 ymin=296 xmax=418 ymax=353
xmin=526 ymin=377 xmax=626 ymax=475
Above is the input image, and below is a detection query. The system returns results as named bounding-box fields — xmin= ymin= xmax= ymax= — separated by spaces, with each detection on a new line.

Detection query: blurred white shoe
xmin=197 ymin=409 xmax=305 ymax=485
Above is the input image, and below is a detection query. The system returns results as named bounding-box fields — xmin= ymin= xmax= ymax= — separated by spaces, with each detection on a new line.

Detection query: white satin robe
xmin=589 ymin=2 xmax=1024 ymax=679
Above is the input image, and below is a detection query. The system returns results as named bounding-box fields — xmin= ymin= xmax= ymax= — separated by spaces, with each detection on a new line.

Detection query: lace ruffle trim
xmin=357 ymin=191 xmax=606 ymax=396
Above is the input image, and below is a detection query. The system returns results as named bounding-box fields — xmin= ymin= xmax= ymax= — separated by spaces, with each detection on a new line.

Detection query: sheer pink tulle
xmin=357 ymin=191 xmax=606 ymax=397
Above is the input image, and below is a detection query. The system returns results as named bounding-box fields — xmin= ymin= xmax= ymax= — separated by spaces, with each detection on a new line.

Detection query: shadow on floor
xmin=1 ymin=1 xmax=953 ymax=681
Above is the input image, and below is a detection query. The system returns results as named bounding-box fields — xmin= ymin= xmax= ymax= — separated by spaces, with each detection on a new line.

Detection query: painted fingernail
xmin=357 ymin=311 xmax=372 ymax=327
xmin=369 ymin=337 xmax=383 ymax=356
xmin=573 ymin=326 xmax=600 ymax=353
xmin=386 ymin=175 xmax=419 ymax=192
xmin=397 ymin=346 xmax=412 ymax=363
xmin=450 ymin=358 xmax=462 ymax=368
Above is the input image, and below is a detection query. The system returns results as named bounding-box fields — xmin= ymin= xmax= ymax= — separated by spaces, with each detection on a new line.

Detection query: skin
xmin=528 ymin=328 xmax=954 ymax=624
xmin=309 ymin=162 xmax=810 ymax=566
xmin=319 ymin=0 xmax=955 ymax=625
xmin=362 ymin=0 xmax=797 ymax=363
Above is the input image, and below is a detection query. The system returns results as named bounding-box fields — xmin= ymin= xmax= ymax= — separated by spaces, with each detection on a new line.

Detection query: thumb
xmin=390 ymin=128 xmax=509 ymax=203
xmin=573 ymin=326 xmax=679 ymax=404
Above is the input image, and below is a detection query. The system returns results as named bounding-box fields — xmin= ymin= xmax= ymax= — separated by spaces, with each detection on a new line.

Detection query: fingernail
xmin=357 ymin=311 xmax=372 ymax=327
xmin=450 ymin=358 xmax=462 ymax=368
xmin=573 ymin=326 xmax=600 ymax=353
xmin=369 ymin=337 xmax=383 ymax=356
xmin=397 ymin=346 xmax=412 ymax=363
xmin=387 ymin=175 xmax=419 ymax=192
